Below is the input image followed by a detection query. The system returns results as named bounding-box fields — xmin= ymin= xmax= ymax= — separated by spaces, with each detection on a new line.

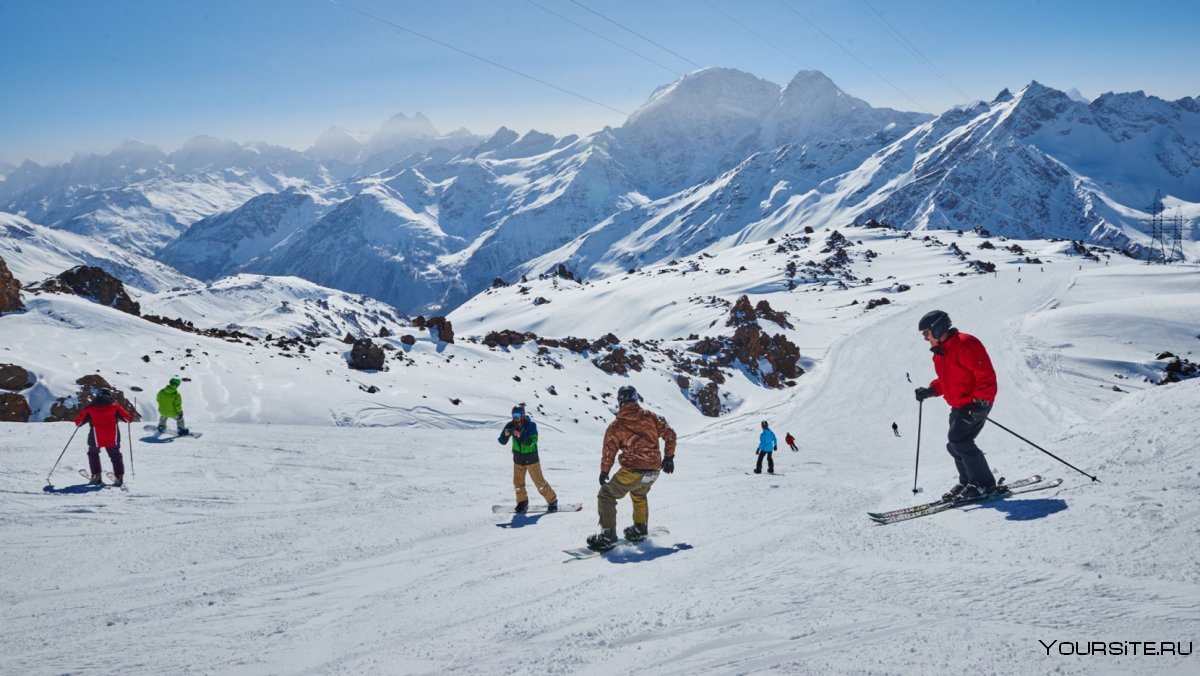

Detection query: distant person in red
xmin=73 ymin=388 xmax=132 ymax=487
xmin=784 ymin=432 xmax=799 ymax=452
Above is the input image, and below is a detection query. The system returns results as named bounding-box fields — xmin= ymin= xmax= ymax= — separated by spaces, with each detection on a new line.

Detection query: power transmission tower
xmin=1141 ymin=190 xmax=1172 ymax=263
xmin=1167 ymin=209 xmax=1183 ymax=262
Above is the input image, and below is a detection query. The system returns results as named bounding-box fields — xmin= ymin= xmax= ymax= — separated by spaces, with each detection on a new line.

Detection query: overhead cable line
xmin=778 ymin=0 xmax=931 ymax=114
xmin=698 ymin=1 xmax=844 ymax=145
xmin=860 ymin=0 xmax=969 ymax=101
xmin=702 ymin=0 xmax=806 ymax=68
xmin=570 ymin=0 xmax=704 ymax=71
xmin=526 ymin=0 xmax=683 ymax=78
xmin=328 ymin=0 xmax=628 ymax=117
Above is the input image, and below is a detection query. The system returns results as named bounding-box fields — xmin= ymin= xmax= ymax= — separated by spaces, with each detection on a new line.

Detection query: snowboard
xmin=563 ymin=527 xmax=670 ymax=561
xmin=493 ymin=502 xmax=583 ymax=514
xmin=143 ymin=424 xmax=202 ymax=440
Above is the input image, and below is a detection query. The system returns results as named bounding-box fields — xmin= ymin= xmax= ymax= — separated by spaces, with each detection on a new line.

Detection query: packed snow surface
xmin=2 ymin=229 xmax=1199 ymax=674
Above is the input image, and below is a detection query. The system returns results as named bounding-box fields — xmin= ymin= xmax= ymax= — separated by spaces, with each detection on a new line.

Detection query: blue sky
xmin=1 ymin=0 xmax=1197 ymax=165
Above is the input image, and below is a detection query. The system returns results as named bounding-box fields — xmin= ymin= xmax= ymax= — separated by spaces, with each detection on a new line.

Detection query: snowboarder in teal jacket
xmin=754 ymin=420 xmax=777 ymax=474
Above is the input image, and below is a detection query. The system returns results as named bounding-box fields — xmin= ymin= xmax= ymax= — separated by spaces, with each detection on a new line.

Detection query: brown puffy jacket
xmin=601 ymin=403 xmax=677 ymax=473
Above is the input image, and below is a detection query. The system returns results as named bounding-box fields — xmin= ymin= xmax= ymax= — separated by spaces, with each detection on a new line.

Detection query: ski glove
xmin=969 ymin=398 xmax=991 ymax=422
xmin=661 ymin=456 xmax=674 ymax=474
xmin=599 ymin=471 xmax=609 ymax=486
xmin=914 ymin=387 xmax=936 ymax=402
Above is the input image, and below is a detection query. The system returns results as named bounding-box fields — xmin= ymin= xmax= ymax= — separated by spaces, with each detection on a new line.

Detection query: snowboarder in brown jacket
xmin=586 ymin=386 xmax=677 ymax=552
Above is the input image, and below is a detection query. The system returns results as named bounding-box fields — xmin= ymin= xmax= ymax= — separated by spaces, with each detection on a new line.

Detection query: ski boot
xmin=177 ymin=428 xmax=190 ymax=437
xmin=156 ymin=424 xmax=166 ymax=434
xmin=956 ymin=484 xmax=988 ymax=501
xmin=941 ymin=483 xmax=966 ymax=502
xmin=87 ymin=473 xmax=103 ymax=485
xmin=586 ymin=528 xmax=618 ymax=552
xmin=514 ymin=500 xmax=528 ymax=514
xmin=546 ymin=500 xmax=558 ymax=513
xmin=112 ymin=475 xmax=124 ymax=488
xmin=623 ymin=523 xmax=649 ymax=543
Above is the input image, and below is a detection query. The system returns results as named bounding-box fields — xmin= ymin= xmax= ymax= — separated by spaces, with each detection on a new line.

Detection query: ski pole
xmin=988 ymin=417 xmax=1100 ymax=482
xmin=46 ymin=424 xmax=81 ymax=484
xmin=911 ymin=400 xmax=923 ymax=494
xmin=128 ymin=420 xmax=135 ymax=478
xmin=129 ymin=399 xmax=138 ymax=478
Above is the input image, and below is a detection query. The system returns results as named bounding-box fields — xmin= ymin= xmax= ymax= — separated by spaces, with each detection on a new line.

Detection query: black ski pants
xmin=946 ymin=404 xmax=995 ymax=489
xmin=755 ymin=450 xmax=775 ymax=473
xmin=86 ymin=428 xmax=125 ymax=477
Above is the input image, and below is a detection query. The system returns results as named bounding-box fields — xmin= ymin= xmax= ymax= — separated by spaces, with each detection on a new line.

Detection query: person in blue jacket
xmin=754 ymin=420 xmax=777 ymax=474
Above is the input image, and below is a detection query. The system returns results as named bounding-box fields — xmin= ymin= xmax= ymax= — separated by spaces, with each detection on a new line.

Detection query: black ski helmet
xmin=511 ymin=403 xmax=526 ymax=417
xmin=761 ymin=420 xmax=769 ymax=429
xmin=918 ymin=310 xmax=952 ymax=340
xmin=617 ymin=385 xmax=640 ymax=405
xmin=94 ymin=388 xmax=114 ymax=406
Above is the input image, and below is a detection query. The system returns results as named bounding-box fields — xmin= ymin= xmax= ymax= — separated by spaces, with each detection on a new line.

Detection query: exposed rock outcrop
xmin=0 ymin=392 xmax=31 ymax=422
xmin=27 ymin=265 xmax=140 ymax=316
xmin=349 ymin=338 xmax=386 ymax=371
xmin=425 ymin=316 xmax=455 ymax=343
xmin=43 ymin=375 xmax=139 ymax=422
xmin=0 ymin=256 xmax=23 ymax=313
xmin=0 ymin=363 xmax=34 ymax=391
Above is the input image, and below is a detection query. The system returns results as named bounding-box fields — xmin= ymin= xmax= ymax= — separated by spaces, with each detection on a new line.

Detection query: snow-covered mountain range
xmin=3 ymin=69 xmax=1197 ymax=319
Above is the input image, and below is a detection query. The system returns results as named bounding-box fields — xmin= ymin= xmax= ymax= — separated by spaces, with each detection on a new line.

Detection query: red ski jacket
xmin=75 ymin=403 xmax=132 ymax=447
xmin=927 ymin=330 xmax=997 ymax=409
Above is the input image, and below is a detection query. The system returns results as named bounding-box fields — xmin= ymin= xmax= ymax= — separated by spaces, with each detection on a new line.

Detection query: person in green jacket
xmin=497 ymin=404 xmax=557 ymax=513
xmin=156 ymin=377 xmax=189 ymax=436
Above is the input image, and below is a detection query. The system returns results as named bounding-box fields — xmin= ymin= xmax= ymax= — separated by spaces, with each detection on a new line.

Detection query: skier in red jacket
xmin=913 ymin=310 xmax=1000 ymax=501
xmin=73 ymin=388 xmax=133 ymax=487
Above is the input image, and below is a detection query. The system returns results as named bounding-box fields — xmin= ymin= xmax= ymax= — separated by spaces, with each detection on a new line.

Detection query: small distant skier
xmin=498 ymin=403 xmax=557 ymax=513
xmin=913 ymin=310 xmax=1000 ymax=501
xmin=892 ymin=421 xmax=900 ymax=437
xmin=754 ymin=420 xmax=777 ymax=474
xmin=74 ymin=388 xmax=132 ymax=487
xmin=586 ymin=386 xmax=676 ymax=552
xmin=785 ymin=432 xmax=799 ymax=452
xmin=156 ymin=377 xmax=189 ymax=436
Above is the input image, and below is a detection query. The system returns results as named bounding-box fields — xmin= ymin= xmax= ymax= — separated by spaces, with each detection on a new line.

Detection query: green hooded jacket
xmin=157 ymin=385 xmax=182 ymax=417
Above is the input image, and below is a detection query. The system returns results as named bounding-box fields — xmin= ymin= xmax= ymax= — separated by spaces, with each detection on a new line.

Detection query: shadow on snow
xmin=495 ymin=514 xmax=551 ymax=529
xmin=43 ymin=482 xmax=106 ymax=495
xmin=600 ymin=542 xmax=696 ymax=564
xmin=602 ymin=542 xmax=694 ymax=563
xmin=968 ymin=498 xmax=1069 ymax=521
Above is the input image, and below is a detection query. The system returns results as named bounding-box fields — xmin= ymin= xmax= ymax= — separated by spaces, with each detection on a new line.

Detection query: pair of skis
xmin=869 ymin=474 xmax=1063 ymax=524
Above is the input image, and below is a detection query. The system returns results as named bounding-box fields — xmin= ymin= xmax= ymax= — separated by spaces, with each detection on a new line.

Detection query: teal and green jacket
xmin=498 ymin=417 xmax=540 ymax=465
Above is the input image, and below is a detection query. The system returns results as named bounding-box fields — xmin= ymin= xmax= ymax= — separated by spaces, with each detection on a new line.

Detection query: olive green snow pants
xmin=597 ymin=467 xmax=658 ymax=529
